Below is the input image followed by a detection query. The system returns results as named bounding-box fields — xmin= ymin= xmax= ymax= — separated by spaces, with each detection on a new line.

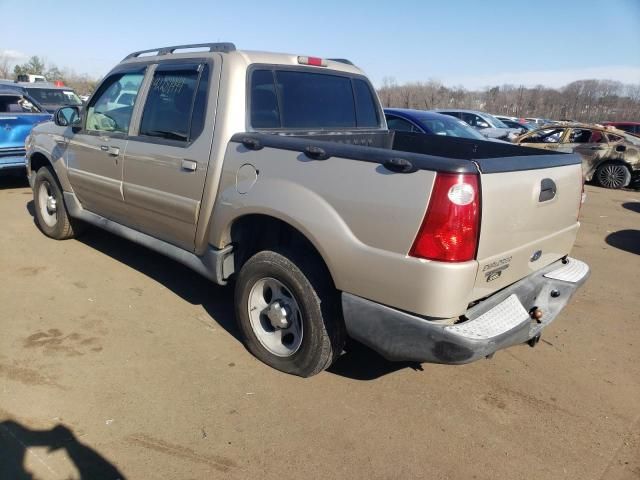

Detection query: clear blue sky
xmin=1 ymin=0 xmax=639 ymax=88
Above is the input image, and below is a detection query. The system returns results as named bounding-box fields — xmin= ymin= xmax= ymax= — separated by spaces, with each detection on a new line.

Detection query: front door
xmin=66 ymin=68 xmax=146 ymax=221
xmin=121 ymin=60 xmax=217 ymax=251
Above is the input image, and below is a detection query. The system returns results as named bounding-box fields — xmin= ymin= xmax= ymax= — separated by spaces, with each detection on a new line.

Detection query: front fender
xmin=27 ymin=131 xmax=72 ymax=191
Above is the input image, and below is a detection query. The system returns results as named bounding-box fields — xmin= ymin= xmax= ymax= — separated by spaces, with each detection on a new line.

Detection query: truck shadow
xmin=328 ymin=341 xmax=424 ymax=380
xmin=0 ymin=174 xmax=29 ymax=190
xmin=605 ymin=229 xmax=640 ymax=255
xmin=24 ymin=201 xmax=422 ymax=380
xmin=74 ymin=226 xmax=241 ymax=340
xmin=622 ymin=202 xmax=640 ymax=214
xmin=0 ymin=420 xmax=125 ymax=479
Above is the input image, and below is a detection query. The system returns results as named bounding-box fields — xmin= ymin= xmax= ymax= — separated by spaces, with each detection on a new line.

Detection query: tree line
xmin=377 ymin=77 xmax=640 ymax=123
xmin=2 ymin=54 xmax=639 ymax=122
xmin=0 ymin=55 xmax=97 ymax=96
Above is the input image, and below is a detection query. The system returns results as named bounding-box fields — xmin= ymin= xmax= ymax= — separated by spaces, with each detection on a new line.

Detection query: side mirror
xmin=55 ymin=106 xmax=82 ymax=129
xmin=615 ymin=145 xmax=626 ymax=153
xmin=476 ymin=121 xmax=490 ymax=129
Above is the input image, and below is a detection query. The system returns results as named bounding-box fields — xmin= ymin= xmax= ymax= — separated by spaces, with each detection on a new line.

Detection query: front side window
xmin=86 ymin=71 xmax=145 ymax=133
xmin=524 ymin=128 xmax=564 ymax=144
xmin=0 ymin=94 xmax=42 ymax=113
xmin=139 ymin=63 xmax=208 ymax=142
xmin=249 ymin=68 xmax=380 ymax=130
xmin=386 ymin=116 xmax=417 ymax=132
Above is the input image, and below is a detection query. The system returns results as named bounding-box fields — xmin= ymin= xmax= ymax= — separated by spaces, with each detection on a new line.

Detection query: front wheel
xmin=33 ymin=166 xmax=82 ymax=239
xmin=234 ymin=249 xmax=345 ymax=377
xmin=596 ymin=162 xmax=631 ymax=189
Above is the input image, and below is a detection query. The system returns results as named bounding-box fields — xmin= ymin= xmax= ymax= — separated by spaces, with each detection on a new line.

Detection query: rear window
xmin=249 ymin=68 xmax=380 ymax=130
xmin=139 ymin=63 xmax=209 ymax=142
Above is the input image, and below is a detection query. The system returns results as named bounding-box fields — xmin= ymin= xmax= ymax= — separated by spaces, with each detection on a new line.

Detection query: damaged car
xmin=0 ymin=86 xmax=51 ymax=173
xmin=514 ymin=124 xmax=640 ymax=189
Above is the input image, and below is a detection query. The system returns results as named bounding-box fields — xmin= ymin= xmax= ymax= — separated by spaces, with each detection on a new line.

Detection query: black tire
xmin=234 ymin=248 xmax=345 ymax=377
xmin=595 ymin=162 xmax=631 ymax=189
xmin=33 ymin=166 xmax=82 ymax=239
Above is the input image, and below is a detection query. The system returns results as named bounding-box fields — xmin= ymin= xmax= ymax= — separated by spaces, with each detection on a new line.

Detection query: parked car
xmin=601 ymin=121 xmax=640 ymax=136
xmin=385 ymin=108 xmax=494 ymax=140
xmin=514 ymin=124 xmax=640 ymax=189
xmin=26 ymin=43 xmax=588 ymax=376
xmin=433 ymin=109 xmax=521 ymax=140
xmin=494 ymin=116 xmax=536 ymax=134
xmin=525 ymin=117 xmax=556 ymax=127
xmin=0 ymin=87 xmax=51 ymax=173
xmin=15 ymin=83 xmax=83 ymax=113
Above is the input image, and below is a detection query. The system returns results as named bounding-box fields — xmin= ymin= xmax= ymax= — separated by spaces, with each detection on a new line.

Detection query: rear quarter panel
xmin=210 ymin=141 xmax=480 ymax=318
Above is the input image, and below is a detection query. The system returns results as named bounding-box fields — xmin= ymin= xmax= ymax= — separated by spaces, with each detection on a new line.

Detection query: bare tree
xmin=378 ymin=79 xmax=640 ymax=122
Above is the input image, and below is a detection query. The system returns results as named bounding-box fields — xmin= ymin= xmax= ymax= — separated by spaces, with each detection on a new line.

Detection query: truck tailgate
xmin=471 ymin=162 xmax=582 ymax=301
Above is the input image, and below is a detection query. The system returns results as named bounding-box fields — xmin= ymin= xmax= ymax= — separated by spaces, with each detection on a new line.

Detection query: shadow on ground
xmin=622 ymin=202 xmax=640 ymax=214
xmin=24 ymin=200 xmax=415 ymax=380
xmin=0 ymin=174 xmax=29 ymax=190
xmin=605 ymin=229 xmax=640 ymax=255
xmin=328 ymin=341 xmax=424 ymax=380
xmin=0 ymin=420 xmax=125 ymax=479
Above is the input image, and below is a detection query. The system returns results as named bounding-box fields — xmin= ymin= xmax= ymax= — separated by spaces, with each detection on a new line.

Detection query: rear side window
xmin=139 ymin=63 xmax=209 ymax=142
xmin=249 ymin=68 xmax=380 ymax=130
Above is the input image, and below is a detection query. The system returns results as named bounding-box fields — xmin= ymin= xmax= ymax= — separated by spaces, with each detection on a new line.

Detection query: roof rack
xmin=123 ymin=42 xmax=236 ymax=60
xmin=327 ymin=58 xmax=354 ymax=66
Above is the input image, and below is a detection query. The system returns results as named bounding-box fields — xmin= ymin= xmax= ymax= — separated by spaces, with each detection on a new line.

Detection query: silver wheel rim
xmin=247 ymin=277 xmax=303 ymax=357
xmin=598 ymin=165 xmax=627 ymax=189
xmin=38 ymin=181 xmax=58 ymax=227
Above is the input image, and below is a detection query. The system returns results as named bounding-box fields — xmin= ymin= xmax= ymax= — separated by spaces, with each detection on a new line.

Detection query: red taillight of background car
xmin=409 ymin=173 xmax=481 ymax=262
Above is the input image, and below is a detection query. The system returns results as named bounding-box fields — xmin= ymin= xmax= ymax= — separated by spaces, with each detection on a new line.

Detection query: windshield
xmin=26 ymin=88 xmax=83 ymax=106
xmin=416 ymin=114 xmax=488 ymax=140
xmin=484 ymin=113 xmax=509 ymax=129
xmin=0 ymin=94 xmax=43 ymax=113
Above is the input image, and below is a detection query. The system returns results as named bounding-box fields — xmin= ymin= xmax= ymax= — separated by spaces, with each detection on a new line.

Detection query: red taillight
xmin=410 ymin=173 xmax=480 ymax=262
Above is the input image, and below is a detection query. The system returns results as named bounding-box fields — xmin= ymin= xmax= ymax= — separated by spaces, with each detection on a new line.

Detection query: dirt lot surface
xmin=1 ymin=176 xmax=639 ymax=480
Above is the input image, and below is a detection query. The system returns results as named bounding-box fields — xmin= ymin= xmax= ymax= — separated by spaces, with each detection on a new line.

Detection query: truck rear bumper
xmin=342 ymin=257 xmax=589 ymax=364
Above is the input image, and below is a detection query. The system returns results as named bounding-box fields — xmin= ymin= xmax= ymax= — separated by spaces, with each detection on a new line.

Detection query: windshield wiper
xmin=146 ymin=130 xmax=188 ymax=141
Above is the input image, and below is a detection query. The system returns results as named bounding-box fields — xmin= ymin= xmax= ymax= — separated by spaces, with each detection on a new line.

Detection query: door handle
xmin=181 ymin=159 xmax=197 ymax=171
xmin=100 ymin=145 xmax=120 ymax=156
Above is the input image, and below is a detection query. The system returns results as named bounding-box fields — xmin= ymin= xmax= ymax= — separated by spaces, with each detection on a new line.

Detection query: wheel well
xmin=30 ymin=152 xmax=51 ymax=172
xmin=229 ymin=214 xmax=335 ymax=287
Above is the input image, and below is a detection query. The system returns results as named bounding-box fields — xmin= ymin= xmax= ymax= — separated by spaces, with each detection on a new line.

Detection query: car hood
xmin=0 ymin=113 xmax=52 ymax=149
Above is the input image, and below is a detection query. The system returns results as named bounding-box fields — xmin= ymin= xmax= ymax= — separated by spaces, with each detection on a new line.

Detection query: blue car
xmin=384 ymin=108 xmax=493 ymax=141
xmin=0 ymin=86 xmax=52 ymax=173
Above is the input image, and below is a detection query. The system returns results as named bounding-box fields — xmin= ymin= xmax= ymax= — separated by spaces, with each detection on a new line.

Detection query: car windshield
xmin=0 ymin=94 xmax=43 ymax=113
xmin=26 ymin=88 xmax=83 ymax=106
xmin=483 ymin=113 xmax=509 ymax=129
xmin=415 ymin=114 xmax=487 ymax=140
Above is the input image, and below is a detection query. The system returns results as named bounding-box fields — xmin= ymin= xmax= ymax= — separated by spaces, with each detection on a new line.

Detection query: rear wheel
xmin=33 ymin=166 xmax=82 ymax=239
xmin=234 ymin=248 xmax=345 ymax=377
xmin=596 ymin=162 xmax=631 ymax=189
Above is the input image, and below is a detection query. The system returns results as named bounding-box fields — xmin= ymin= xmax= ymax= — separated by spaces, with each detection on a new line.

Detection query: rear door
xmin=122 ymin=59 xmax=219 ymax=251
xmin=66 ymin=67 xmax=146 ymax=221
xmin=566 ymin=128 xmax=608 ymax=177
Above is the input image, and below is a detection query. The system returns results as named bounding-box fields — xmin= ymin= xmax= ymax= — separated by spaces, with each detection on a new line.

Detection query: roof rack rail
xmin=327 ymin=58 xmax=354 ymax=66
xmin=123 ymin=42 xmax=236 ymax=60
